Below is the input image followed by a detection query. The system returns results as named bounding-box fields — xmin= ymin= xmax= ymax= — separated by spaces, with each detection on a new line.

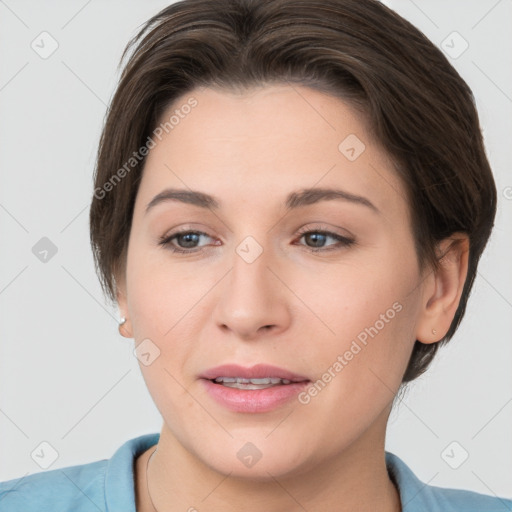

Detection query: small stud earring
xmin=432 ymin=328 xmax=437 ymax=335
xmin=119 ymin=317 xmax=127 ymax=326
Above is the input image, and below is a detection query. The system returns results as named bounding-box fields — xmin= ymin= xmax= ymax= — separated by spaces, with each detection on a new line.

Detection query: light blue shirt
xmin=1 ymin=433 xmax=510 ymax=511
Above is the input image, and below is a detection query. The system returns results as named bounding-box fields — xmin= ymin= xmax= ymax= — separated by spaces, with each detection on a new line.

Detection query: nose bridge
xmin=213 ymin=231 xmax=289 ymax=336
xmin=230 ymin=233 xmax=275 ymax=307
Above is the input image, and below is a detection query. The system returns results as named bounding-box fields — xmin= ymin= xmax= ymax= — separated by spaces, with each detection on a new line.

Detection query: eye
xmin=158 ymin=229 xmax=215 ymax=254
xmin=295 ymin=226 xmax=356 ymax=252
xmin=158 ymin=226 xmax=356 ymax=254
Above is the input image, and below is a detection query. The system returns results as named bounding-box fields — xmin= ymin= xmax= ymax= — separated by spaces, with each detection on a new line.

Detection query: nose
xmin=212 ymin=239 xmax=292 ymax=341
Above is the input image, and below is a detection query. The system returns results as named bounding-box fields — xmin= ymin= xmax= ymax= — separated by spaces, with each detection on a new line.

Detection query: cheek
xmin=294 ymin=254 xmax=419 ymax=390
xmin=126 ymin=223 xmax=420 ymax=376
xmin=125 ymin=239 xmax=206 ymax=339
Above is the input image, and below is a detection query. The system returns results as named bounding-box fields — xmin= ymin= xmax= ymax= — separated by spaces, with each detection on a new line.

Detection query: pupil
xmin=180 ymin=233 xmax=198 ymax=247
xmin=308 ymin=233 xmax=325 ymax=247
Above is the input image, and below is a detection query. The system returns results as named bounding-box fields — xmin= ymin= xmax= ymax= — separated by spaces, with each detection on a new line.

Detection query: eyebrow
xmin=145 ymin=187 xmax=380 ymax=215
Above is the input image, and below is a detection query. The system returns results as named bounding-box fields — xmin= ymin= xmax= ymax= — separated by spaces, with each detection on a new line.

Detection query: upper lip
xmin=200 ymin=364 xmax=310 ymax=382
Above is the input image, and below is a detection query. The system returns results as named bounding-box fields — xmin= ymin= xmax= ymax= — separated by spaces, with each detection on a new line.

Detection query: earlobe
xmin=115 ymin=269 xmax=133 ymax=339
xmin=118 ymin=315 xmax=133 ymax=338
xmin=415 ymin=233 xmax=470 ymax=344
xmin=117 ymin=297 xmax=133 ymax=338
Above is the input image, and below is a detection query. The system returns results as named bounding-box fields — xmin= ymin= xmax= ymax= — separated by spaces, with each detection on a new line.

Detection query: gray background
xmin=1 ymin=0 xmax=511 ymax=499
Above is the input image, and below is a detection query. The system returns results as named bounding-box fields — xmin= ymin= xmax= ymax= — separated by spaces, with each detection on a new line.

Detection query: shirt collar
xmin=386 ymin=450 xmax=434 ymax=511
xmin=105 ymin=432 xmax=160 ymax=512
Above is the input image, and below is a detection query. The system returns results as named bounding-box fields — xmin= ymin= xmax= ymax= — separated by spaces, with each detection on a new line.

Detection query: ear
xmin=115 ymin=261 xmax=133 ymax=339
xmin=415 ymin=233 xmax=470 ymax=344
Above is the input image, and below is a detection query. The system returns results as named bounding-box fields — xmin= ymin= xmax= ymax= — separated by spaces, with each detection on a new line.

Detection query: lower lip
xmin=200 ymin=379 xmax=310 ymax=413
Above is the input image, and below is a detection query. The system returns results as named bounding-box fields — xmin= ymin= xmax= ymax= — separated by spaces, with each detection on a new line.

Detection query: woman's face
xmin=119 ymin=84 xmax=428 ymax=477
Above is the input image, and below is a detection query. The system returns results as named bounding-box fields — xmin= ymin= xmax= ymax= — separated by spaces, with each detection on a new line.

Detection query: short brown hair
xmin=89 ymin=0 xmax=496 ymax=383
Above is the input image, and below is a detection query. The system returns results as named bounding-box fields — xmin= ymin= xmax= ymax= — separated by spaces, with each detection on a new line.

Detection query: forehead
xmin=155 ymin=84 xmax=369 ymax=152
xmin=136 ymin=84 xmax=407 ymax=219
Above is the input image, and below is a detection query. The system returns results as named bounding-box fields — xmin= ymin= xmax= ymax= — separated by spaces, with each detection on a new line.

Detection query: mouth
xmin=199 ymin=365 xmax=311 ymax=413
xmin=200 ymin=363 xmax=310 ymax=388
xmin=209 ymin=376 xmax=297 ymax=390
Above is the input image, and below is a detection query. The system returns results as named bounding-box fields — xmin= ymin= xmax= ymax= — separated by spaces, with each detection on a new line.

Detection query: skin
xmin=116 ymin=84 xmax=469 ymax=512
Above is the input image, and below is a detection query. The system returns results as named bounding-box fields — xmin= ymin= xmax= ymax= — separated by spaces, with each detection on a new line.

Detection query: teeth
xmin=213 ymin=377 xmax=292 ymax=389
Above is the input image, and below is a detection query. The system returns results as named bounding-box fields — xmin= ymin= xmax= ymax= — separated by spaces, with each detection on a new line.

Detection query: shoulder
xmin=424 ymin=484 xmax=512 ymax=511
xmin=0 ymin=459 xmax=108 ymax=512
xmin=385 ymin=451 xmax=512 ymax=512
xmin=0 ymin=433 xmax=160 ymax=512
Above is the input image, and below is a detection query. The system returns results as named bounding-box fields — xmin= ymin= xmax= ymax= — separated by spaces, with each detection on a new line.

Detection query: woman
xmin=1 ymin=0 xmax=510 ymax=510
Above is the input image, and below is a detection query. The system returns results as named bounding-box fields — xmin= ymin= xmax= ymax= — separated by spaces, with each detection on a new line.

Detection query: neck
xmin=136 ymin=410 xmax=401 ymax=512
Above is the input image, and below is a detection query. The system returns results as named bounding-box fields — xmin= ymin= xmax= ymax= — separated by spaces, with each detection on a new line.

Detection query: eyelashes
xmin=158 ymin=226 xmax=356 ymax=255
xmin=295 ymin=226 xmax=356 ymax=252
xmin=158 ymin=230 xmax=216 ymax=254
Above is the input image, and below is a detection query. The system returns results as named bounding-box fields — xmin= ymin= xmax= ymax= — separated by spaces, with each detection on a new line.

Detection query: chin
xmin=187 ymin=433 xmax=317 ymax=480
